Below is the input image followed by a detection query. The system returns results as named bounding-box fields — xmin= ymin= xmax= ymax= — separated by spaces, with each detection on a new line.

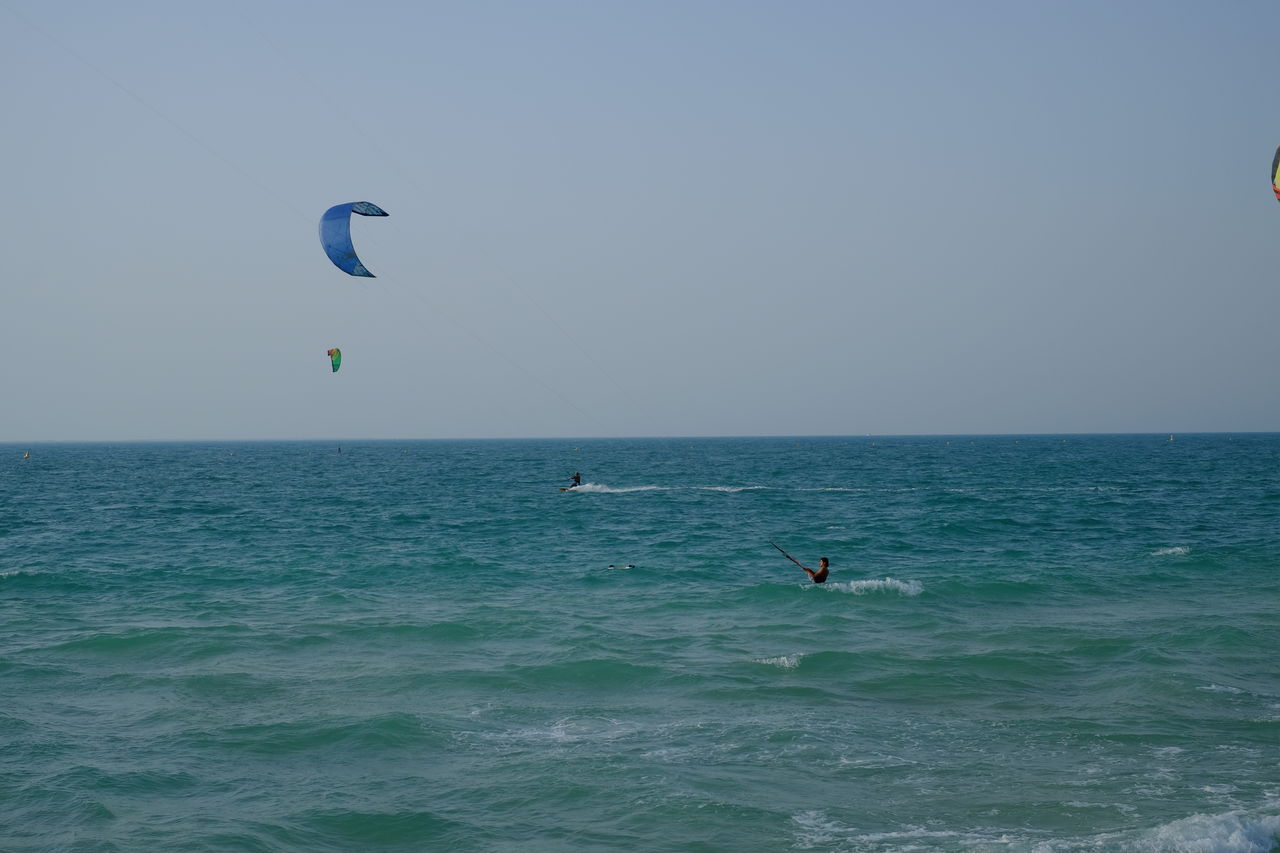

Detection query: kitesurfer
xmin=770 ymin=542 xmax=829 ymax=583
xmin=569 ymin=472 xmax=582 ymax=488
xmin=804 ymin=557 xmax=830 ymax=584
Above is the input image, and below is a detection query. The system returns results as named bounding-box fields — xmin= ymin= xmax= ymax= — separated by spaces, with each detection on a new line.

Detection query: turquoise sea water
xmin=3 ymin=435 xmax=1278 ymax=852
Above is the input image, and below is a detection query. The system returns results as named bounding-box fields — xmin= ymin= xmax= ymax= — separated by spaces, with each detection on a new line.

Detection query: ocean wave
xmin=1153 ymin=546 xmax=1192 ymax=556
xmin=792 ymin=812 xmax=975 ymax=850
xmin=48 ymin=765 xmax=200 ymax=796
xmin=503 ymin=657 xmax=676 ymax=690
xmin=790 ymin=808 xmax=1280 ymax=852
xmin=203 ymin=712 xmax=446 ymax=754
xmin=755 ymin=654 xmax=803 ymax=669
xmin=51 ymin=626 xmax=243 ymax=660
xmin=825 ymin=578 xmax=923 ymax=596
xmin=1199 ymin=683 xmax=1246 ymax=695
xmin=1136 ymin=810 xmax=1280 ymax=853
xmin=292 ymin=808 xmax=471 ymax=848
xmin=0 ymin=568 xmax=40 ymax=579
xmin=795 ymin=486 xmax=868 ymax=493
xmin=492 ymin=714 xmax=635 ymax=746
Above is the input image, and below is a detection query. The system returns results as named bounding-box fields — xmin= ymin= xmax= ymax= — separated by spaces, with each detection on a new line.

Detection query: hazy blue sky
xmin=4 ymin=0 xmax=1278 ymax=440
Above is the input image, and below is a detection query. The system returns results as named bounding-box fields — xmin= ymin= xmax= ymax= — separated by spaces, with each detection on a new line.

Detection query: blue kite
xmin=319 ymin=201 xmax=388 ymax=277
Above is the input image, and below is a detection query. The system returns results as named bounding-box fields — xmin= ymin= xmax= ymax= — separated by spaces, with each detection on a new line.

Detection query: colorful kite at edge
xmin=327 ymin=348 xmax=342 ymax=373
xmin=1272 ymin=146 xmax=1280 ymax=201
xmin=320 ymin=202 xmax=388 ymax=277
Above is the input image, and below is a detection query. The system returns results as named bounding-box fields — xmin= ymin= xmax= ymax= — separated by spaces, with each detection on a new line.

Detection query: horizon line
xmin=2 ymin=431 xmax=1275 ymax=446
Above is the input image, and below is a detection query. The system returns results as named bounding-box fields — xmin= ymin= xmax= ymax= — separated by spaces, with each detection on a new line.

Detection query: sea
xmin=2 ymin=434 xmax=1278 ymax=852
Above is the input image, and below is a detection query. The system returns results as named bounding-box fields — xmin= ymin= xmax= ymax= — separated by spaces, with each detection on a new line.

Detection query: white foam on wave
xmin=1065 ymin=800 xmax=1139 ymax=815
xmin=789 ymin=808 xmax=1280 ymax=852
xmin=827 ymin=578 xmax=923 ymax=596
xmin=571 ymin=483 xmax=887 ymax=495
xmin=496 ymin=715 xmax=632 ymax=746
xmin=569 ymin=483 xmax=661 ymax=494
xmin=572 ymin=483 xmax=769 ymax=493
xmin=1199 ymin=683 xmax=1246 ymax=695
xmin=796 ymin=486 xmax=867 ymax=493
xmin=1135 ymin=810 xmax=1280 ymax=853
xmin=791 ymin=812 xmax=979 ymax=850
xmin=1153 ymin=546 xmax=1191 ymax=556
xmin=790 ymin=811 xmax=845 ymax=848
xmin=756 ymin=654 xmax=803 ymax=670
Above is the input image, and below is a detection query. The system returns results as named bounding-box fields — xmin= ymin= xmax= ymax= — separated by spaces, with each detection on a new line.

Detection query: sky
xmin=3 ymin=0 xmax=1278 ymax=441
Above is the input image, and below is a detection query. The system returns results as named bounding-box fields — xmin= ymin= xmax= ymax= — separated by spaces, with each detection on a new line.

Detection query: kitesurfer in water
xmin=568 ymin=472 xmax=582 ymax=489
xmin=771 ymin=542 xmax=829 ymax=583
xmin=803 ymin=557 xmax=830 ymax=584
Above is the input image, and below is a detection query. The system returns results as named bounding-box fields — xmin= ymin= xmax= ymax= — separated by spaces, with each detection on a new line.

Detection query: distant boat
xmin=22 ymin=450 xmax=30 ymax=459
xmin=1168 ymin=435 xmax=1176 ymax=442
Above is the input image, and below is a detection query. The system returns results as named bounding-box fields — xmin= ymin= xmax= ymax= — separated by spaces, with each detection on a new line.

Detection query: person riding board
xmin=770 ymin=542 xmax=830 ymax=583
xmin=569 ymin=472 xmax=582 ymax=488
